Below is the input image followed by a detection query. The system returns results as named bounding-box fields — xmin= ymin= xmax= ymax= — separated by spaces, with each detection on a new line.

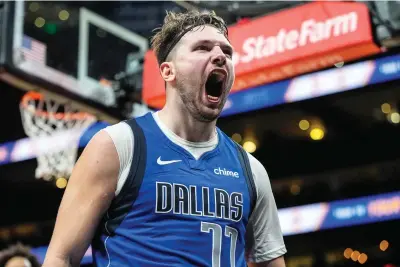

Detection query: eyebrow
xmin=195 ymin=40 xmax=233 ymax=54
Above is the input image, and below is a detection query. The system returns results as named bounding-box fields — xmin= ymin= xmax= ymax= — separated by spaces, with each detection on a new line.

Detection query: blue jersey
xmin=92 ymin=113 xmax=256 ymax=266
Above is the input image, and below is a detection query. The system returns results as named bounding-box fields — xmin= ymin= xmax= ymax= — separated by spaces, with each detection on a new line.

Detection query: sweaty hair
xmin=151 ymin=9 xmax=228 ymax=65
xmin=0 ymin=243 xmax=40 ymax=267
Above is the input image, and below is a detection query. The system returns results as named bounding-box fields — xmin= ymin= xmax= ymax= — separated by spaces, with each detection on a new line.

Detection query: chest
xmin=137 ymin=143 xmax=251 ymax=224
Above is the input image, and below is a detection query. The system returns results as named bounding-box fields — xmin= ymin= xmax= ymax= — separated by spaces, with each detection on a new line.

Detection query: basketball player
xmin=43 ymin=10 xmax=287 ymax=267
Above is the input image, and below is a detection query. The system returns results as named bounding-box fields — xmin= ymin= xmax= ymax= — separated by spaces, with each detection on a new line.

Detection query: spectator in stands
xmin=0 ymin=243 xmax=40 ymax=267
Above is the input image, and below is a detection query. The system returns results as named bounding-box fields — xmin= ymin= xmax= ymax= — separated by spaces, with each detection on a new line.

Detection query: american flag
xmin=21 ymin=35 xmax=46 ymax=64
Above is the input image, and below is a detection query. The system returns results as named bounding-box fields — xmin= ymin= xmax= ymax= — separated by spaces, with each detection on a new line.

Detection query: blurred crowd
xmin=0 ymin=244 xmax=39 ymax=267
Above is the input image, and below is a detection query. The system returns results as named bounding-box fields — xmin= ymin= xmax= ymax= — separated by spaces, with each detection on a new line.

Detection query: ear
xmin=159 ymin=62 xmax=175 ymax=83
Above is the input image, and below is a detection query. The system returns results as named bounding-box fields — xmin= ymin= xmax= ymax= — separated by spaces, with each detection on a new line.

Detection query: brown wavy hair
xmin=151 ymin=9 xmax=228 ymax=64
xmin=0 ymin=243 xmax=40 ymax=267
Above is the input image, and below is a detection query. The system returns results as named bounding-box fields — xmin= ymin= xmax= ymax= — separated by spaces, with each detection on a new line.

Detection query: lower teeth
xmin=208 ymin=95 xmax=219 ymax=101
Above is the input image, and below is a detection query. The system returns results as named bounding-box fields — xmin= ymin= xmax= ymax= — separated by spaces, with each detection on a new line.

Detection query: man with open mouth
xmin=43 ymin=9 xmax=287 ymax=267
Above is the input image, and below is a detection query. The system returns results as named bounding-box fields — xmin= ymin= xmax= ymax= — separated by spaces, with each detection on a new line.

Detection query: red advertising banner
xmin=143 ymin=1 xmax=381 ymax=109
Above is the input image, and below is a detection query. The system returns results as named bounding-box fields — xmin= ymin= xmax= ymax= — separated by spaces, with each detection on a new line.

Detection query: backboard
xmin=0 ymin=1 xmax=148 ymax=123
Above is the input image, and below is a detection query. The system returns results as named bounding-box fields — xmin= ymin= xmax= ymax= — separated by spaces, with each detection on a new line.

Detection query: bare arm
xmin=248 ymin=256 xmax=286 ymax=267
xmin=43 ymin=131 xmax=119 ymax=267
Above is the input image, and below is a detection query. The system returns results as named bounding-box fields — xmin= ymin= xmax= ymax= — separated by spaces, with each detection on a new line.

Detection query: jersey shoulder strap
xmin=234 ymin=142 xmax=257 ymax=216
xmin=101 ymin=118 xmax=147 ymax=235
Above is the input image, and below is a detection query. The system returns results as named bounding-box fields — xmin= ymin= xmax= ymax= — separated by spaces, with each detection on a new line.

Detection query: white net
xmin=20 ymin=92 xmax=97 ymax=180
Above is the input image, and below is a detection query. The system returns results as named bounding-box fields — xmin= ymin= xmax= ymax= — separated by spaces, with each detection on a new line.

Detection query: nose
xmin=211 ymin=47 xmax=226 ymax=67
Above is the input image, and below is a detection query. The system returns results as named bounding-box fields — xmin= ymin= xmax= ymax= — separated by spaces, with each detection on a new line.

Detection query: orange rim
xmin=20 ymin=91 xmax=95 ymax=120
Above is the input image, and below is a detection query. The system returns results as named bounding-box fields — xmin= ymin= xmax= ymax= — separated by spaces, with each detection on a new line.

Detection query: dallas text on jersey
xmin=155 ymin=182 xmax=244 ymax=222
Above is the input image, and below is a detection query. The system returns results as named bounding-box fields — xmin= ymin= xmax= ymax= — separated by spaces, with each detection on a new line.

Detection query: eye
xmin=223 ymin=49 xmax=233 ymax=58
xmin=196 ymin=45 xmax=210 ymax=51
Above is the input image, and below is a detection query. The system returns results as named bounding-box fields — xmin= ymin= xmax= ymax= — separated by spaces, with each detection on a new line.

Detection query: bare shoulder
xmin=88 ymin=128 xmax=115 ymax=150
xmin=63 ymin=128 xmax=120 ymax=206
xmin=82 ymin=130 xmax=118 ymax=166
xmin=57 ymin=127 xmax=121 ymax=203
xmin=76 ymin=129 xmax=120 ymax=184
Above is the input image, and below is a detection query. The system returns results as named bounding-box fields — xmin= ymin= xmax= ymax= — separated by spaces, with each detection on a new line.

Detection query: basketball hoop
xmin=20 ymin=91 xmax=97 ymax=180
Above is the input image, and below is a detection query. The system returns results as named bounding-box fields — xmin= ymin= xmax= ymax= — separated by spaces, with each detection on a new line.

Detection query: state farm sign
xmin=233 ymin=12 xmax=358 ymax=66
xmin=142 ymin=1 xmax=380 ymax=109
xmin=228 ymin=1 xmax=380 ymax=92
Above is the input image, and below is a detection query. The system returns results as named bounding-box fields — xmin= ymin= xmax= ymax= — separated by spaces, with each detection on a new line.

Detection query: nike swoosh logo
xmin=157 ymin=157 xmax=182 ymax=165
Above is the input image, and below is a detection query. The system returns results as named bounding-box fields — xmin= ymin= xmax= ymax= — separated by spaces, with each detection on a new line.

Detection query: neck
xmin=158 ymin=99 xmax=217 ymax=143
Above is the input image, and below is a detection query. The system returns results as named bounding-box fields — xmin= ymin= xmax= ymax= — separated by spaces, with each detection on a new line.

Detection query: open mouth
xmin=205 ymin=70 xmax=226 ymax=103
